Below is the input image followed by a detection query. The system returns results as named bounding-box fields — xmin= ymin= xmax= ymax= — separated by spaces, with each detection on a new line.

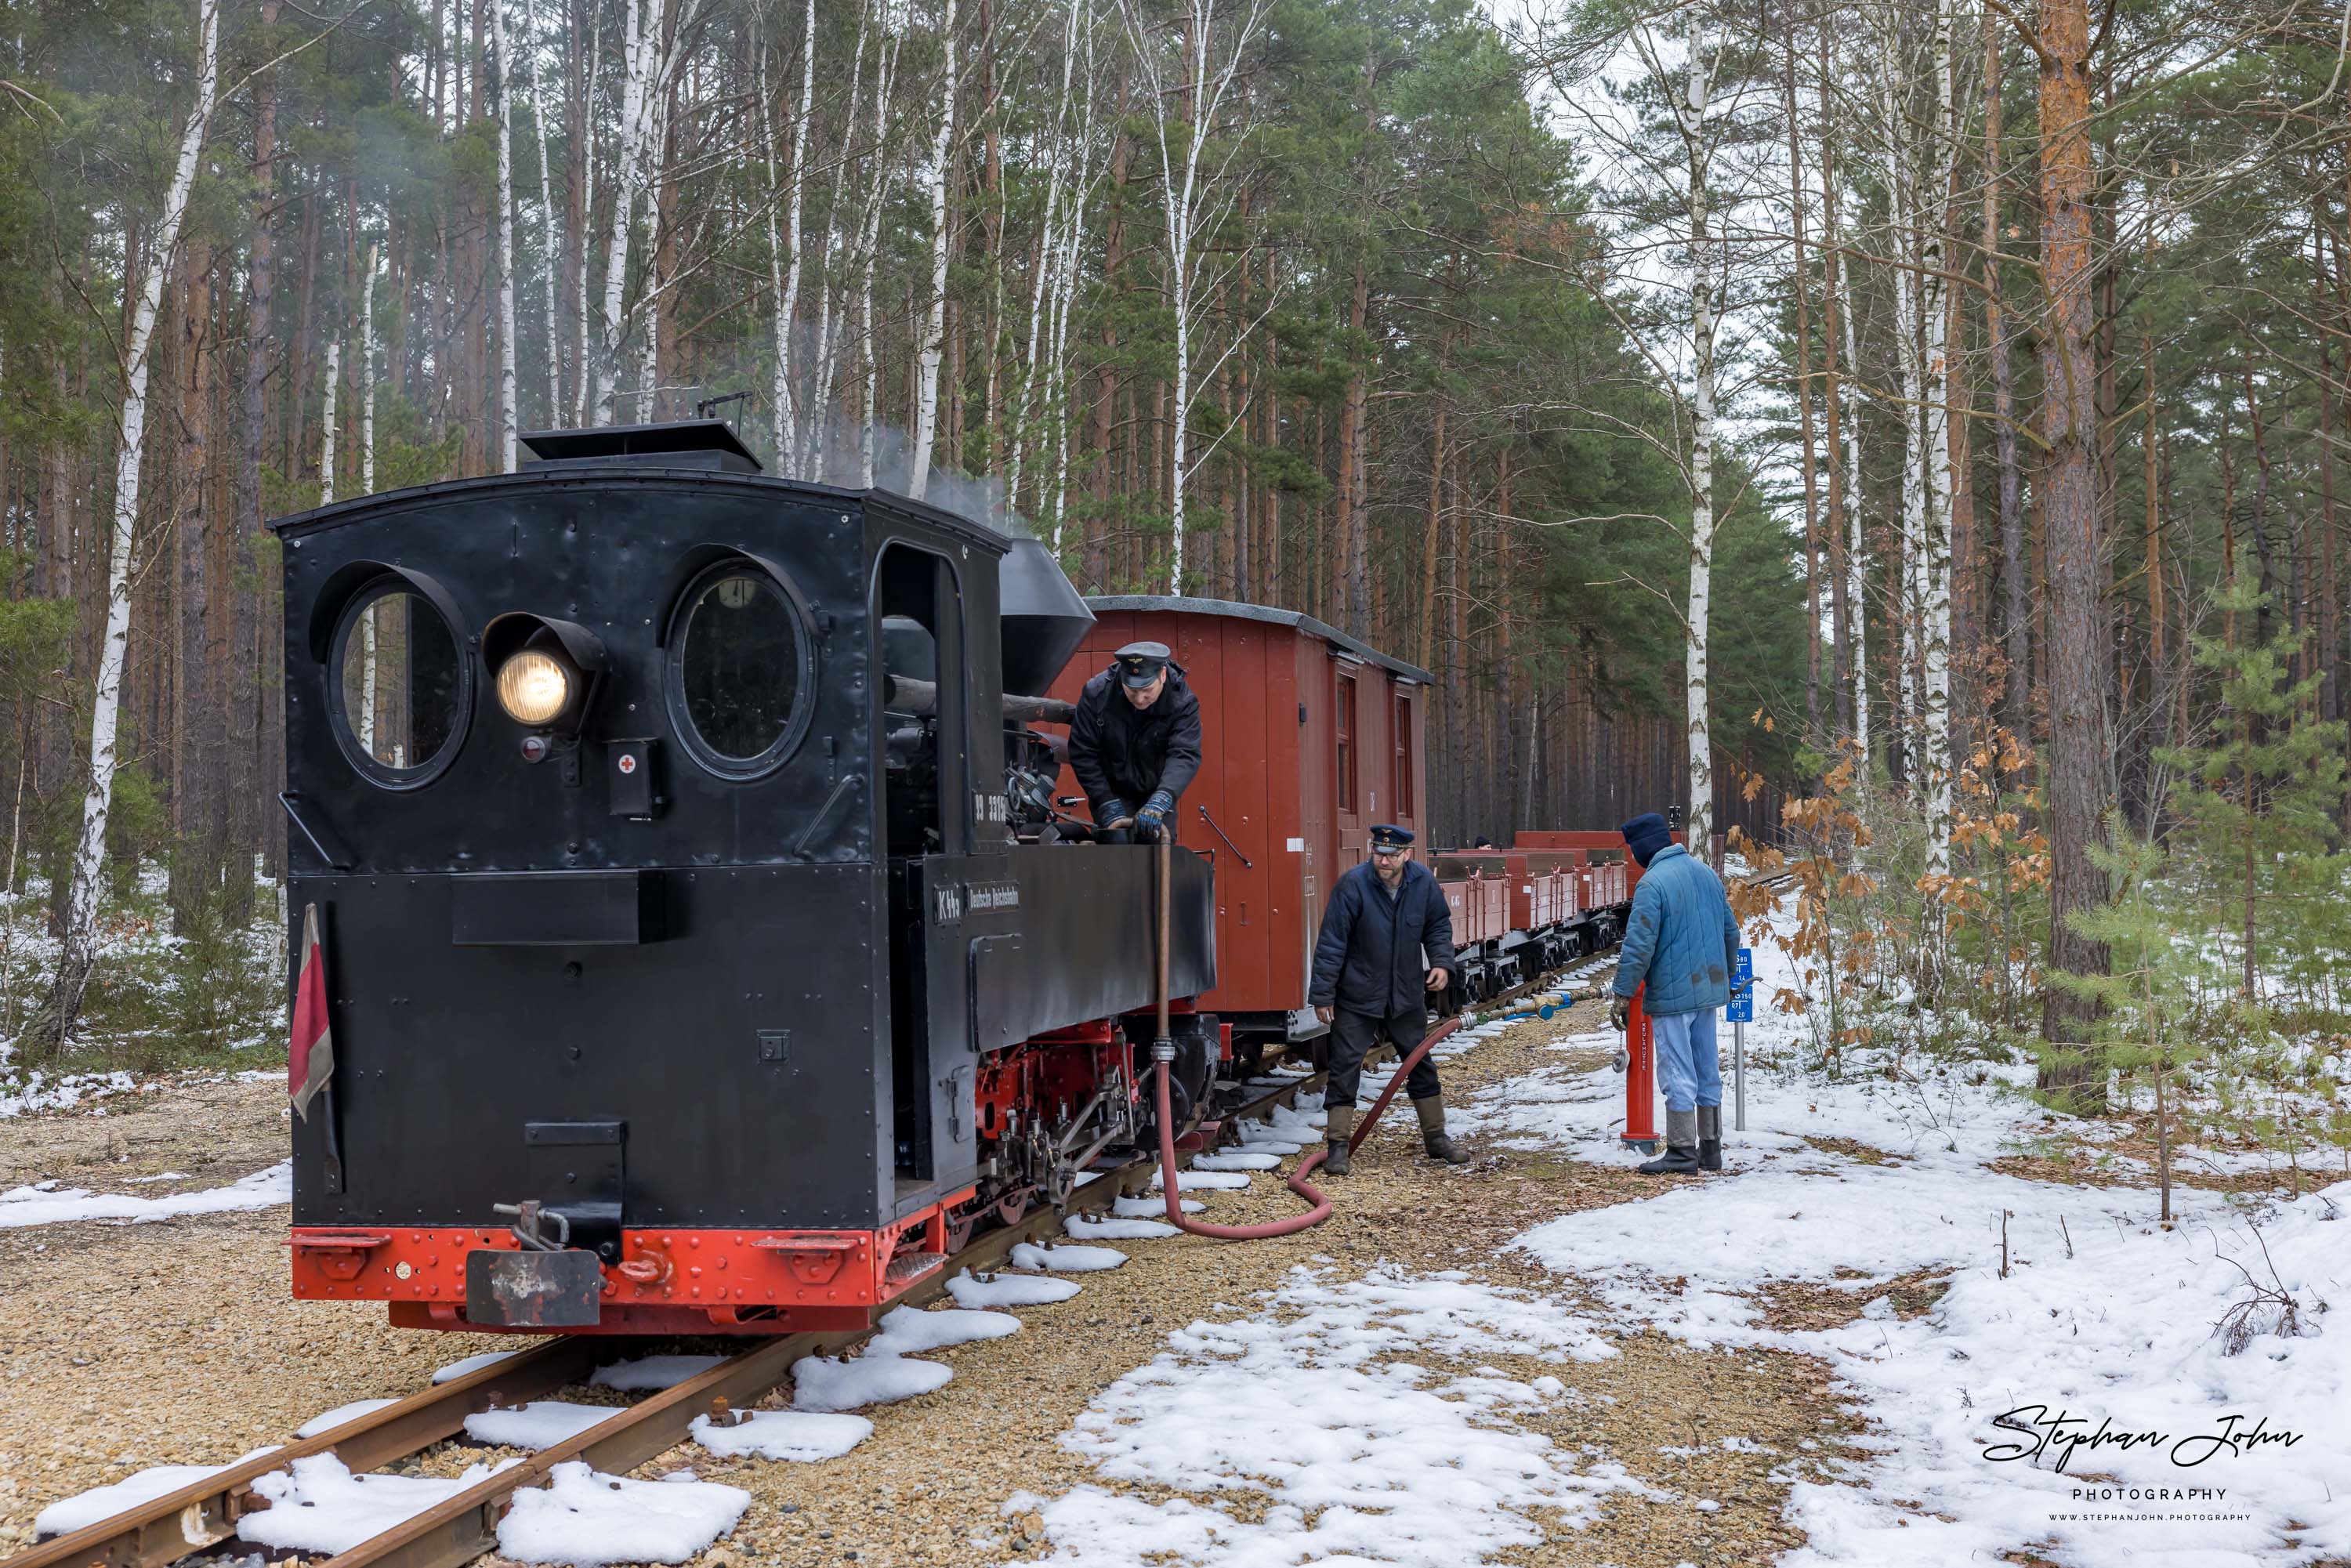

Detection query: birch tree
xmin=527 ymin=0 xmax=562 ymax=420
xmin=52 ymin=0 xmax=223 ymax=1040
xmin=494 ymin=0 xmax=522 ymax=470
xmin=764 ymin=0 xmax=817 ymax=474
xmin=907 ymin=0 xmax=959 ymax=499
xmin=319 ymin=338 xmax=342 ymax=505
xmin=593 ymin=0 xmax=668 ymax=422
xmin=1118 ymin=0 xmax=1271 ymax=594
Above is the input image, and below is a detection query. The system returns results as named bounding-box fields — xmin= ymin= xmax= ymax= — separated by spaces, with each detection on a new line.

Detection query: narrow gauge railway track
xmin=11 ymin=951 xmax=1614 ymax=1568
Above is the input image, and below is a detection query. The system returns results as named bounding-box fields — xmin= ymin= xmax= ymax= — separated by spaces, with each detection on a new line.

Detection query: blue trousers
xmin=1652 ymin=1007 xmax=1722 ymax=1113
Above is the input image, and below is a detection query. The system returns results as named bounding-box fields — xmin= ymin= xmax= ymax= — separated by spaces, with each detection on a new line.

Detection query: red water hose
xmin=1151 ymin=1012 xmax=1462 ymax=1239
xmin=1145 ymin=832 xmax=1462 ymax=1238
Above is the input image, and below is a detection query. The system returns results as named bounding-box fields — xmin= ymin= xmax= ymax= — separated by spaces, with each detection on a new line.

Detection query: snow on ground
xmin=238 ymin=1454 xmax=518 ymax=1555
xmin=947 ymin=1268 xmax=1082 ymax=1307
xmin=867 ymin=1305 xmax=1023 ymax=1356
xmin=0 ymin=1071 xmax=136 ymax=1119
xmin=1151 ymin=1165 xmax=1250 ymax=1190
xmin=295 ymin=1398 xmax=400 ymax=1438
xmin=495 ymin=1461 xmax=748 ymax=1566
xmin=0 ymin=1161 xmax=290 ymax=1228
xmin=588 ymin=1354 xmax=730 ymax=1392
xmin=34 ymin=1448 xmax=280 ymax=1537
xmin=1473 ymin=900 xmax=2351 ymax=1567
xmin=689 ymin=1409 xmax=871 ymax=1462
xmin=431 ymin=1349 xmax=523 ymax=1384
xmin=1188 ymin=1150 xmax=1280 ymax=1171
xmin=1064 ymin=1213 xmax=1180 ymax=1240
xmin=1009 ymin=1241 xmax=1125 ymax=1273
xmin=1014 ymin=1266 xmax=1643 ymax=1566
xmin=463 ymin=1401 xmax=622 ymax=1450
xmin=1113 ymin=1193 xmax=1202 ymax=1217
xmin=790 ymin=1349 xmax=954 ymax=1413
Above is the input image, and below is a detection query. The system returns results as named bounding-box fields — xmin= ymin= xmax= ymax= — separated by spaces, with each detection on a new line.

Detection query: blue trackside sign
xmin=1726 ymin=946 xmax=1754 ymax=1022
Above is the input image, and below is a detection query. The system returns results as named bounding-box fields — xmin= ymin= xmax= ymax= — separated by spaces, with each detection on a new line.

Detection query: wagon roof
xmin=1082 ymin=595 xmax=1433 ymax=684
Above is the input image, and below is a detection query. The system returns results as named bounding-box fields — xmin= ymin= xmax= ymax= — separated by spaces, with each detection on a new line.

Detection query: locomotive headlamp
xmin=480 ymin=611 xmax=608 ymax=739
xmin=498 ymin=649 xmax=574 ymax=726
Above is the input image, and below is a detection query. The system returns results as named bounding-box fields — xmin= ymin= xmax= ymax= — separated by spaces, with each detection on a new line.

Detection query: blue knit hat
xmin=1619 ymin=812 xmax=1672 ymax=867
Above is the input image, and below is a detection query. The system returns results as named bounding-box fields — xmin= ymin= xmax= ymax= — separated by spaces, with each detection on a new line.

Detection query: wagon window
xmin=1393 ymin=690 xmax=1414 ymax=817
xmin=666 ymin=561 xmax=813 ymax=777
xmin=332 ymin=583 xmax=465 ymax=784
xmin=1335 ymin=672 xmax=1358 ymax=814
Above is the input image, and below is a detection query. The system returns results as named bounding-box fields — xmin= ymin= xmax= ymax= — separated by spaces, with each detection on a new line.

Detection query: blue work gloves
xmin=1099 ymin=798 xmax=1135 ymax=831
xmin=1135 ymin=790 xmax=1176 ymax=838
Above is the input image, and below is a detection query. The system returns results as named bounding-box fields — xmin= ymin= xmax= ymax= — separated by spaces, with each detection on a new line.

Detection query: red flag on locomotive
xmin=289 ymin=903 xmax=334 ymax=1121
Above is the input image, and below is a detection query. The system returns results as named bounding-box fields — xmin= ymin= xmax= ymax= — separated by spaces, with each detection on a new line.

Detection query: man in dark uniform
xmin=1068 ymin=640 xmax=1202 ymax=842
xmin=1307 ymin=824 xmax=1465 ymax=1173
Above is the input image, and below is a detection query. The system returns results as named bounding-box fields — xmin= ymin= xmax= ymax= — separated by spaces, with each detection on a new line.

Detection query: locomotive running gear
xmin=1114 ymin=640 xmax=1173 ymax=687
xmin=1610 ymin=842 xmax=1740 ymax=1018
xmin=1608 ymin=994 xmax=1632 ymax=1034
xmin=1415 ymin=1094 xmax=1468 ymax=1164
xmin=1321 ymin=1005 xmax=1442 ymax=1110
xmin=1697 ymin=1104 xmax=1724 ymax=1171
xmin=1070 ymin=661 xmax=1202 ymax=831
xmin=1652 ymin=1006 xmax=1723 ymax=1115
xmin=1323 ymin=1104 xmax=1357 ymax=1176
xmin=1135 ymin=789 xmax=1176 ymax=837
xmin=1367 ymin=823 xmax=1414 ymax=851
xmin=1619 ymin=811 xmax=1673 ymax=867
xmin=1310 ymin=858 xmax=1456 ymax=1020
xmin=1639 ymin=1110 xmax=1701 ymax=1175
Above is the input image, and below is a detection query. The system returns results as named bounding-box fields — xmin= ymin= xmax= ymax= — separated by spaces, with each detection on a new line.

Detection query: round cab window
xmin=332 ymin=585 xmax=467 ymax=785
xmin=668 ymin=563 xmax=811 ymax=777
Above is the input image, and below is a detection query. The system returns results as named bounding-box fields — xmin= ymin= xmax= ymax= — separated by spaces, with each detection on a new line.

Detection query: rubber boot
xmin=1697 ymin=1105 xmax=1723 ymax=1172
xmin=1323 ymin=1105 xmax=1357 ymax=1177
xmin=1415 ymin=1095 xmax=1470 ymax=1164
xmin=1639 ymin=1110 xmax=1701 ymax=1175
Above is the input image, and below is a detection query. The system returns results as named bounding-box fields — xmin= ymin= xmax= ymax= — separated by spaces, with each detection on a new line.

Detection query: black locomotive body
xmin=277 ymin=422 xmax=1216 ymax=1334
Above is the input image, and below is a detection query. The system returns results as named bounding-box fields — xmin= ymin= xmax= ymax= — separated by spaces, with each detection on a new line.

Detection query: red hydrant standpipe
xmin=1148 ymin=834 xmax=1462 ymax=1239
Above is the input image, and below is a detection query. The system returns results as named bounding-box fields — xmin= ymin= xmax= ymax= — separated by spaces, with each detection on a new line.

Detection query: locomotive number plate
xmin=464 ymin=1248 xmax=604 ymax=1327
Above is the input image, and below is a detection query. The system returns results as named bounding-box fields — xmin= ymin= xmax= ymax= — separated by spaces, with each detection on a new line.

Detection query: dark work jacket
xmin=1068 ymin=664 xmax=1203 ymax=817
xmin=1309 ymin=859 xmax=1457 ymax=1019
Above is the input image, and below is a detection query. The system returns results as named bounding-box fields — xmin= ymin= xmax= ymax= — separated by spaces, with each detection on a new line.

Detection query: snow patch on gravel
xmin=947 ymin=1269 xmax=1082 ymax=1307
xmin=589 ymin=1354 xmax=729 ymax=1392
xmin=431 ymin=1349 xmax=523 ymax=1384
xmin=1018 ymin=1266 xmax=1636 ymax=1565
xmin=1151 ymin=1165 xmax=1251 ymax=1190
xmin=496 ymin=1461 xmax=748 ymax=1565
xmin=790 ymin=1351 xmax=954 ymax=1412
xmin=1114 ymin=1193 xmax=1202 ymax=1216
xmin=1189 ymin=1150 xmax=1281 ymax=1171
xmin=689 ymin=1410 xmax=871 ymax=1463
xmin=464 ymin=1400 xmax=620 ymax=1450
xmin=239 ymin=1454 xmax=518 ymax=1555
xmin=295 ymin=1398 xmax=399 ymax=1438
xmin=0 ymin=1161 xmax=290 ymax=1228
xmin=1011 ymin=1241 xmax=1126 ymax=1273
xmin=1064 ymin=1213 xmax=1180 ymax=1240
xmin=867 ymin=1305 xmax=1023 ymax=1356
xmin=35 ymin=1448 xmax=280 ymax=1538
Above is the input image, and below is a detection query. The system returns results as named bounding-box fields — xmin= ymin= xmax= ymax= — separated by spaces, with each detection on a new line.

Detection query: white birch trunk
xmin=1680 ymin=11 xmax=1716 ymax=865
xmin=593 ymin=0 xmax=660 ymax=423
xmin=1918 ymin=0 xmax=1957 ymax=873
xmin=907 ymin=0 xmax=958 ymax=500
xmin=362 ymin=244 xmax=380 ymax=493
xmin=494 ymin=0 xmax=520 ymax=471
xmin=526 ymin=0 xmax=562 ymax=420
xmin=319 ymin=339 xmax=342 ymax=506
xmin=574 ymin=1 xmax=600 ymax=424
xmin=856 ymin=12 xmax=902 ymax=488
xmin=59 ymin=0 xmax=222 ymax=1023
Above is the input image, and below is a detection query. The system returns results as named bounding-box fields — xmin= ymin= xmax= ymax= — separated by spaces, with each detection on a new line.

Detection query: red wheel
xmin=993 ymin=1188 xmax=1034 ymax=1226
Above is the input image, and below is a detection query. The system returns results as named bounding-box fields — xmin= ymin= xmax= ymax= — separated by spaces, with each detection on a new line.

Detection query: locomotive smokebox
xmin=998 ymin=535 xmax=1094 ymax=696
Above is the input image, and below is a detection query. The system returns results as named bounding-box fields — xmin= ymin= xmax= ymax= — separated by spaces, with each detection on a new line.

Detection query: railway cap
xmin=1114 ymin=640 xmax=1172 ymax=687
xmin=1368 ymin=824 xmax=1414 ymax=854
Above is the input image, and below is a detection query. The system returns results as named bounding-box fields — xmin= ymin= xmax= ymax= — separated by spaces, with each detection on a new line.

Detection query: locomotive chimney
xmin=998 ymin=535 xmax=1095 ymax=697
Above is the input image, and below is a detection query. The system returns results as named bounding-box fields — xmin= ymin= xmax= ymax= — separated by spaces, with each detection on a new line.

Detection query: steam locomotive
xmin=273 ymin=419 xmax=1631 ymax=1337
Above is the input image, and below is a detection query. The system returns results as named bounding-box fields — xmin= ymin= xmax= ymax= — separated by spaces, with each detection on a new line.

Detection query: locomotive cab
xmin=274 ymin=422 xmax=1214 ymax=1335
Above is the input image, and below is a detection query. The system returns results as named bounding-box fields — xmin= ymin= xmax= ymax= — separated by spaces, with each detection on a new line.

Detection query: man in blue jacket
xmin=1308 ymin=824 xmax=1464 ymax=1174
xmin=1609 ymin=812 xmax=1741 ymax=1175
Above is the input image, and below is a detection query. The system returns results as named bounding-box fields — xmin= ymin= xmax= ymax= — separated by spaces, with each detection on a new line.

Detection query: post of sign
xmin=1726 ymin=946 xmax=1753 ymax=1132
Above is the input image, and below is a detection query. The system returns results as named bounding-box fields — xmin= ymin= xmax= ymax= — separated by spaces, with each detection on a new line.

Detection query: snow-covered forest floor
xmin=1 ymin=908 xmax=2344 ymax=1566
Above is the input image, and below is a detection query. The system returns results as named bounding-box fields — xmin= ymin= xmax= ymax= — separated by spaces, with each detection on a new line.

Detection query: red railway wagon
xmin=1051 ymin=596 xmax=1433 ymax=1056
